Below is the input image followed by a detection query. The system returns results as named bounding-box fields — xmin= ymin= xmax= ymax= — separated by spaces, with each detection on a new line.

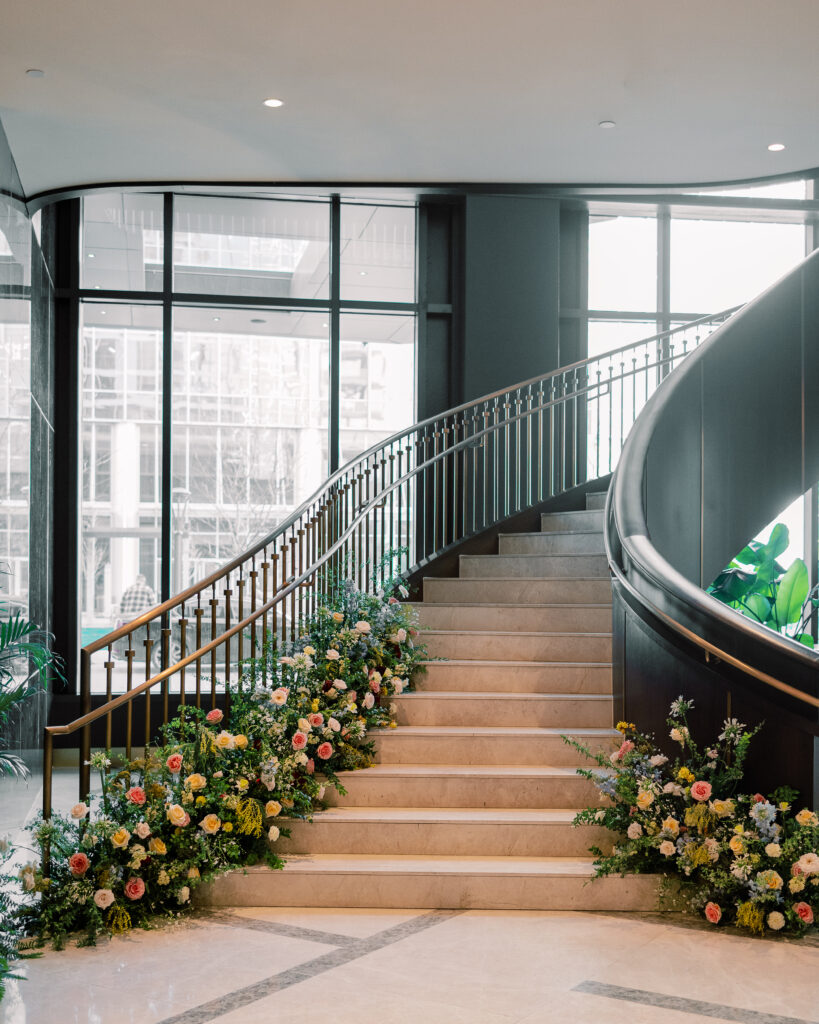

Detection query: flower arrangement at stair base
xmin=7 ymin=581 xmax=425 ymax=953
xmin=566 ymin=698 xmax=819 ymax=936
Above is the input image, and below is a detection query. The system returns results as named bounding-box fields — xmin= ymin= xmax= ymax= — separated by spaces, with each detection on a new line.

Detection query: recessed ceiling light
xmin=322 ymin=322 xmax=328 ymax=328
xmin=768 ymin=142 xmax=786 ymax=152
xmin=25 ymin=69 xmax=45 ymax=78
xmin=250 ymin=318 xmax=266 ymax=323
xmin=263 ymin=98 xmax=284 ymax=108
xmin=100 ymin=310 xmax=106 ymax=316
xmin=87 ymin=252 xmax=95 ymax=259
xmin=598 ymin=120 xmax=616 ymax=129
xmin=359 ymin=271 xmax=367 ymax=276
xmin=212 ymin=316 xmax=221 ymax=322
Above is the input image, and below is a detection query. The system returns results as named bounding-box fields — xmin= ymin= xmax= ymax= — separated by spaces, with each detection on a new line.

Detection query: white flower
xmin=177 ymin=886 xmax=191 ymax=905
xmin=363 ymin=692 xmax=375 ymax=710
xmin=334 ymin=680 xmax=347 ymax=690
xmin=279 ymin=656 xmax=295 ymax=667
xmin=393 ymin=680 xmax=405 ymax=695
xmin=298 ymin=717 xmax=312 ymax=732
xmin=627 ymin=822 xmax=643 ymax=839
xmin=796 ymin=852 xmax=819 ymax=875
xmin=268 ymin=826 xmax=280 ymax=842
xmin=389 ymin=628 xmax=408 ymax=644
xmin=317 ymin=785 xmax=326 ymax=800
xmin=70 ymin=802 xmax=89 ymax=820
xmin=662 ymin=782 xmax=684 ymax=797
xmin=767 ymin=911 xmax=786 ymax=931
xmin=328 ymin=717 xmax=341 ymax=732
xmin=295 ymin=751 xmax=309 ymax=766
xmin=659 ymin=840 xmax=676 ymax=856
xmin=398 ymin=585 xmax=409 ymax=598
xmin=326 ymin=649 xmax=340 ymax=661
xmin=354 ymin=620 xmax=371 ymax=634
xmin=649 ymin=754 xmax=668 ymax=767
xmin=765 ymin=843 xmax=782 ymax=859
xmin=271 ymin=688 xmax=289 ymax=705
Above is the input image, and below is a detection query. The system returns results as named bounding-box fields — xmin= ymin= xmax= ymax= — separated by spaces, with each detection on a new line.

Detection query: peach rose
xmin=317 ymin=742 xmax=333 ymax=760
xmin=354 ymin=620 xmax=371 ymax=634
xmin=234 ymin=734 xmax=249 ymax=750
xmin=134 ymin=821 xmax=151 ymax=840
xmin=126 ymin=786 xmax=146 ymax=806
xmin=200 ymin=813 xmax=221 ymax=834
xmin=325 ymin=649 xmax=340 ymax=661
xmin=328 ymin=717 xmax=341 ymax=732
xmin=167 ymin=804 xmax=188 ymax=827
xmin=184 ymin=773 xmax=207 ymax=791
xmin=214 ymin=731 xmax=235 ymax=750
xmin=271 ymin=688 xmax=289 ymax=705
xmin=94 ymin=888 xmax=115 ymax=909
xmin=124 ymin=876 xmax=145 ymax=900
xmin=659 ymin=840 xmax=676 ymax=857
xmin=704 ymin=902 xmax=722 ymax=924
xmin=265 ymin=800 xmax=282 ymax=817
xmin=308 ymin=713 xmax=324 ymax=728
xmin=690 ymin=780 xmax=712 ymax=802
xmin=291 ymin=731 xmax=308 ymax=750
xmin=69 ymin=852 xmax=90 ymax=876
xmin=70 ymin=802 xmax=89 ymax=820
xmin=166 ymin=753 xmax=183 ymax=773
xmin=206 ymin=708 xmax=223 ymax=724
xmin=794 ymin=901 xmax=814 ymax=925
xmin=148 ymin=837 xmax=167 ymax=855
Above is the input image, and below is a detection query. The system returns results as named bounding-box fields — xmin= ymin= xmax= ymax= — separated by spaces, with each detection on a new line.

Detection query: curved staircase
xmin=200 ymin=492 xmax=658 ymax=910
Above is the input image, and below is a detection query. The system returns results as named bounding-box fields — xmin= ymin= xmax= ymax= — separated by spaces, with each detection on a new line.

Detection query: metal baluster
xmin=125 ymin=633 xmax=134 ymax=760
xmin=223 ymin=580 xmax=232 ymax=688
xmin=144 ymin=624 xmax=153 ymax=750
xmin=104 ymin=644 xmax=114 ymax=751
xmin=179 ymin=606 xmax=188 ymax=707
xmin=262 ymin=552 xmax=270 ymax=678
xmin=363 ymin=468 xmax=371 ymax=588
xmin=237 ymin=572 xmax=245 ymax=679
xmin=194 ymin=602 xmax=204 ymax=708
xmin=250 ymin=560 xmax=258 ymax=657
xmin=289 ymin=534 xmax=298 ymax=641
xmin=209 ymin=586 xmax=219 ymax=708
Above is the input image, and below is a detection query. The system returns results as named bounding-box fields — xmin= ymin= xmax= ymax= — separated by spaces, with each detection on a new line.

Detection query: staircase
xmin=200 ymin=492 xmax=659 ymax=910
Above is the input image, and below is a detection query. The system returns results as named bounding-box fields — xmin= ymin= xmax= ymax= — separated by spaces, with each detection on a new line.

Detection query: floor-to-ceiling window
xmin=76 ymin=192 xmax=417 ymax=662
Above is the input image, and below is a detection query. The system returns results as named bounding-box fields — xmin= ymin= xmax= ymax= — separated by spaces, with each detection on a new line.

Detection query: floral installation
xmin=4 ymin=579 xmax=425 ymax=954
xmin=567 ymin=697 xmax=819 ymax=936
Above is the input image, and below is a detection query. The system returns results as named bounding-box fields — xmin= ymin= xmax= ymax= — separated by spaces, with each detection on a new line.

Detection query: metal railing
xmin=45 ymin=306 xmax=739 ymax=814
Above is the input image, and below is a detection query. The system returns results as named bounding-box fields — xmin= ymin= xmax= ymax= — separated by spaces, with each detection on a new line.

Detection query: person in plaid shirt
xmin=119 ymin=574 xmax=157 ymax=618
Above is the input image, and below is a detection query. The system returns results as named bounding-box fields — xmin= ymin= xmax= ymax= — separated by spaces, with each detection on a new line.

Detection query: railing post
xmin=79 ymin=648 xmax=92 ymax=801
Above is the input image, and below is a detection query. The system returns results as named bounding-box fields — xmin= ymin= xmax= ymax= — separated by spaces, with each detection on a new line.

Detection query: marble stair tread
xmin=292 ymin=806 xmax=591 ymax=824
xmin=459 ymin=554 xmax=610 ymax=578
xmin=373 ymin=725 xmax=617 ymax=737
xmin=421 ymin=577 xmax=612 ymax=605
xmin=419 ymin=658 xmax=612 ymax=667
xmin=226 ymin=854 xmax=613 ymax=875
xmin=540 ymin=510 xmax=604 ymax=532
xmin=334 ymin=763 xmax=601 ymax=780
xmin=395 ymin=691 xmax=611 ymax=701
xmin=422 ymin=629 xmax=611 ymax=638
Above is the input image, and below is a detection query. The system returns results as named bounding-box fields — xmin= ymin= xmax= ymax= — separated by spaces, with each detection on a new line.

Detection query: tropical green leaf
xmin=740 ymin=593 xmax=771 ymax=623
xmin=774 ymin=559 xmax=809 ymax=628
xmin=762 ymin=523 xmax=790 ymax=560
xmin=794 ymin=632 xmax=816 ymax=648
xmin=708 ymin=569 xmax=756 ymax=603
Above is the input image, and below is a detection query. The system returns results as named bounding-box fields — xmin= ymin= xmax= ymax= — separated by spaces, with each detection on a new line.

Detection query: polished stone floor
xmin=2 ymin=908 xmax=819 ymax=1024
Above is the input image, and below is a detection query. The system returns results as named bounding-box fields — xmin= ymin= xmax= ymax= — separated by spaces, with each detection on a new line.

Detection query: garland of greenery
xmin=567 ymin=698 xmax=819 ymax=935
xmin=4 ymin=577 xmax=425 ymax=956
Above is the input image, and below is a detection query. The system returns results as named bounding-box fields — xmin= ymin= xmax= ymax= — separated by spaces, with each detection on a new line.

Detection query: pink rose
xmin=292 ymin=731 xmax=308 ymax=751
xmin=388 ymin=597 xmax=398 ymax=604
xmin=317 ymin=742 xmax=333 ymax=760
xmin=794 ymin=902 xmax=814 ymax=925
xmin=206 ymin=709 xmax=223 ymax=724
xmin=792 ymin=863 xmax=804 ymax=876
xmin=124 ymin=877 xmax=146 ymax=901
xmin=308 ymin=713 xmax=324 ymax=728
xmin=690 ymin=781 xmax=712 ymax=802
xmin=305 ymin=759 xmax=315 ymax=775
xmin=369 ymin=678 xmax=381 ymax=694
xmin=615 ymin=740 xmax=634 ymax=761
xmin=752 ymin=793 xmax=766 ymax=803
xmin=126 ymin=786 xmax=146 ymax=806
xmin=704 ymin=902 xmax=722 ymax=924
xmin=166 ymin=753 xmax=183 ymax=773
xmin=69 ymin=852 xmax=90 ymax=876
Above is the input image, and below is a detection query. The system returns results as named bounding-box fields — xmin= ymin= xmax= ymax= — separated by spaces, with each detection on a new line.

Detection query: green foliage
xmin=708 ymin=523 xmax=816 ymax=647
xmin=566 ymin=699 xmax=819 ymax=936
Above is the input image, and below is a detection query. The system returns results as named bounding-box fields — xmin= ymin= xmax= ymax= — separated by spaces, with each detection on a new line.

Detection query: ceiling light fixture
xmin=100 ymin=310 xmax=106 ymax=316
xmin=251 ymin=318 xmax=266 ymax=324
xmin=263 ymin=98 xmax=284 ymax=108
xmin=212 ymin=316 xmax=221 ymax=322
xmin=25 ymin=69 xmax=45 ymax=78
xmin=768 ymin=142 xmax=786 ymax=152
xmin=87 ymin=252 xmax=95 ymax=259
xmin=359 ymin=271 xmax=367 ymax=276
xmin=598 ymin=120 xmax=616 ymax=129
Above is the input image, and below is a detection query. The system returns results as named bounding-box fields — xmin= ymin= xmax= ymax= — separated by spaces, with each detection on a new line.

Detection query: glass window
xmin=0 ymin=299 xmax=29 ymax=608
xmin=173 ymin=197 xmax=330 ymax=300
xmin=341 ymin=204 xmax=416 ymax=302
xmin=686 ymin=181 xmax=806 ymax=200
xmin=670 ymin=219 xmax=805 ymax=313
xmin=82 ymin=193 xmax=164 ymax=292
xmin=339 ymin=313 xmax=415 ymax=463
xmin=589 ymin=216 xmax=656 ymax=312
xmin=171 ymin=307 xmax=329 ymax=590
xmin=80 ymin=302 xmax=163 ymax=645
xmin=587 ymin=319 xmax=658 ymax=359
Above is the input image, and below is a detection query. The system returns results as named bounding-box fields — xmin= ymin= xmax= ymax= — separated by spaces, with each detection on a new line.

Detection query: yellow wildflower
xmin=677 ymin=766 xmax=695 ymax=783
xmin=195 ymin=796 xmax=206 ymax=806
xmin=736 ymin=901 xmax=765 ymax=934
xmin=223 ymin=822 xmax=234 ymax=833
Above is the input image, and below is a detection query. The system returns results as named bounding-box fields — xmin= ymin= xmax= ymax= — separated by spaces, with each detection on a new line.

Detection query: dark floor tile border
xmin=574 ymin=981 xmax=819 ymax=1024
xmin=158 ymin=909 xmax=464 ymax=1024
xmin=199 ymin=909 xmax=359 ymax=947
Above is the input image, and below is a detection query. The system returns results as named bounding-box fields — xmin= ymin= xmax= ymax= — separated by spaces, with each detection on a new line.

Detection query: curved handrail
xmin=607 ymin=249 xmax=819 ymax=725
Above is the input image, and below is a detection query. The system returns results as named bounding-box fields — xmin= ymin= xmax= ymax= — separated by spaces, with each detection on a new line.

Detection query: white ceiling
xmin=2 ymin=0 xmax=818 ymax=197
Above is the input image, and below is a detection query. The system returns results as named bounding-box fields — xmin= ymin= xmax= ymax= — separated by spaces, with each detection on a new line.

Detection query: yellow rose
xmin=796 ymin=809 xmax=819 ymax=827
xmin=223 ymin=822 xmax=234 ymax=832
xmin=332 ymin=612 xmax=344 ymax=623
xmin=214 ymin=732 xmax=235 ymax=750
xmin=265 ymin=800 xmax=282 ymax=818
xmin=234 ymin=734 xmax=249 ymax=750
xmin=185 ymin=773 xmax=207 ymax=791
xmin=111 ymin=827 xmax=131 ymax=849
xmin=148 ymin=837 xmax=167 ymax=855
xmin=200 ymin=813 xmax=221 ymax=835
xmin=758 ymin=870 xmax=783 ymax=890
xmin=167 ymin=804 xmax=188 ymax=827
xmin=281 ymin=798 xmax=295 ymax=809
xmin=195 ymin=795 xmax=206 ymax=806
xmin=729 ymin=835 xmax=745 ymax=855
xmin=712 ymin=799 xmax=735 ymax=818
xmin=661 ymin=817 xmax=679 ymax=836
xmin=303 ymin=646 xmax=316 ymax=657
xmin=636 ymin=790 xmax=654 ymax=810
xmin=236 ymin=778 xmax=249 ymax=792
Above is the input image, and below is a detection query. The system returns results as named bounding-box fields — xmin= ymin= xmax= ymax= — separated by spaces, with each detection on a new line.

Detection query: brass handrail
xmin=51 ymin=307 xmax=738 ymax=815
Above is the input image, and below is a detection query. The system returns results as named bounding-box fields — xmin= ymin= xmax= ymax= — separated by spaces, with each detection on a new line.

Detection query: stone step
xmin=541 ymin=509 xmax=604 ymax=533
xmin=324 ymin=763 xmax=606 ymax=809
xmin=422 ymin=629 xmax=611 ymax=662
xmin=392 ymin=692 xmax=612 ymax=728
xmin=372 ymin=725 xmax=617 ymax=765
xmin=586 ymin=492 xmax=608 ymax=510
xmin=499 ymin=532 xmax=605 ymax=555
xmin=416 ymin=661 xmax=612 ymax=693
xmin=408 ymin=602 xmax=611 ymax=633
xmin=199 ymin=857 xmax=660 ymax=911
xmin=459 ymin=554 xmax=610 ymax=578
xmin=422 ymin=577 xmax=612 ymax=605
xmin=278 ymin=807 xmax=611 ymax=858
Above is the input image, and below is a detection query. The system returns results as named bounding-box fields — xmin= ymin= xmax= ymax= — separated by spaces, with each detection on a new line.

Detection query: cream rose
xmin=767 ymin=911 xmax=786 ymax=930
xmin=70 ymin=802 xmax=89 ymax=820
xmin=214 ymin=731 xmax=235 ymax=750
xmin=167 ymin=803 xmax=188 ymax=827
xmin=134 ymin=821 xmax=152 ymax=840
xmin=354 ymin=620 xmax=371 ymax=634
xmin=659 ymin=840 xmax=676 ymax=856
xmin=94 ymin=888 xmax=115 ymax=909
xmin=271 ymin=688 xmax=289 ymax=705
xmin=265 ymin=800 xmax=282 ymax=817
xmin=268 ymin=825 xmax=280 ymax=842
